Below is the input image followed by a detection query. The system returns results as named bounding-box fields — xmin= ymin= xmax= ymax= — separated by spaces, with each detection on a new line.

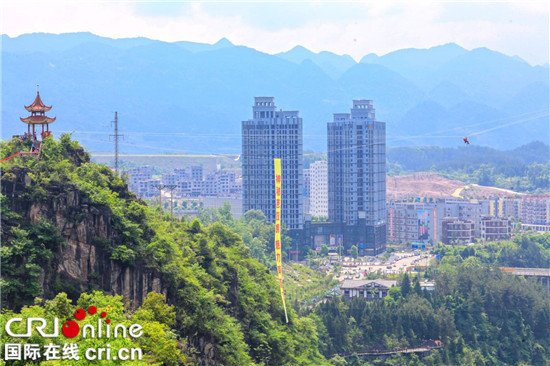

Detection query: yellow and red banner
xmin=274 ymin=158 xmax=289 ymax=323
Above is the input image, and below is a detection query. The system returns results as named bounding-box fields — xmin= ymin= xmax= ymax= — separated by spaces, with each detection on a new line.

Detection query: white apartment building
xmin=309 ymin=160 xmax=328 ymax=217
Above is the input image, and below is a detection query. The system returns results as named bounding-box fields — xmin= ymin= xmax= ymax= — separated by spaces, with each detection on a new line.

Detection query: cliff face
xmin=1 ymin=166 xmax=166 ymax=307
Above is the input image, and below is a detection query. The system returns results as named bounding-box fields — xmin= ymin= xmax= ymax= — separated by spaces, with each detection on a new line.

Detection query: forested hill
xmin=387 ymin=141 xmax=550 ymax=192
xmin=0 ymin=135 xmax=327 ymax=365
xmin=1 ymin=135 xmax=549 ymax=365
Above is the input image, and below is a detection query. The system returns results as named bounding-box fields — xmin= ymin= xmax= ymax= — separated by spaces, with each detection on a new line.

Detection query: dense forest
xmin=386 ymin=141 xmax=550 ymax=192
xmin=1 ymin=135 xmax=549 ymax=365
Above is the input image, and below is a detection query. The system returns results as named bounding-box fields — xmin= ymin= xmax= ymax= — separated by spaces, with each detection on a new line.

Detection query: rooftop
xmin=341 ymin=279 xmax=397 ymax=289
xmin=24 ymin=91 xmax=52 ymax=113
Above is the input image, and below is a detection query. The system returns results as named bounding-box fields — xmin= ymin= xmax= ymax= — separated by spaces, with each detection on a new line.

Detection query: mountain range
xmin=2 ymin=32 xmax=548 ymax=153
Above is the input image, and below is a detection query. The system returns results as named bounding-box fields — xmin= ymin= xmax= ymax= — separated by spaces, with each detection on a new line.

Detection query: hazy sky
xmin=1 ymin=1 xmax=549 ymax=65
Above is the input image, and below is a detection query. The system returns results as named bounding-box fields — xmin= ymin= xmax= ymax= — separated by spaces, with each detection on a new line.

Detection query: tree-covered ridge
xmin=387 ymin=142 xmax=550 ymax=192
xmin=435 ymin=232 xmax=550 ymax=268
xmin=1 ymin=135 xmax=327 ymax=365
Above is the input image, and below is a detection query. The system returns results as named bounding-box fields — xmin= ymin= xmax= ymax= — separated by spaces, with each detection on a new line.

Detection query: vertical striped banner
xmin=274 ymin=158 xmax=289 ymax=323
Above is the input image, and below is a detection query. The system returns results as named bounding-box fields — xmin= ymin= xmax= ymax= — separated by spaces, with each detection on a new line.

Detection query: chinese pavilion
xmin=20 ymin=89 xmax=56 ymax=140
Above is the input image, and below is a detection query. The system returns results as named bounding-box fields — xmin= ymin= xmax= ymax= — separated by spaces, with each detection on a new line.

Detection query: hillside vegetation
xmin=387 ymin=142 xmax=550 ymax=193
xmin=1 ymin=135 xmax=327 ymax=365
xmin=315 ymin=234 xmax=550 ymax=365
xmin=1 ymin=135 xmax=549 ymax=365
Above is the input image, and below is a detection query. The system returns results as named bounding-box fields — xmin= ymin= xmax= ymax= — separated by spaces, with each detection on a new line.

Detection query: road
xmin=335 ymin=250 xmax=434 ymax=281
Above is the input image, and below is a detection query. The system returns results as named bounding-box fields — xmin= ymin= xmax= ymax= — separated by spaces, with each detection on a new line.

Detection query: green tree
xmin=401 ymin=273 xmax=412 ymax=298
xmin=350 ymin=245 xmax=358 ymax=259
xmin=413 ymin=276 xmax=422 ymax=296
xmin=134 ymin=292 xmax=176 ymax=327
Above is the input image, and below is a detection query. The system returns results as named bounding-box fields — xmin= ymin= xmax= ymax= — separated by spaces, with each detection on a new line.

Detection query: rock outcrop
xmin=1 ymin=166 xmax=167 ymax=307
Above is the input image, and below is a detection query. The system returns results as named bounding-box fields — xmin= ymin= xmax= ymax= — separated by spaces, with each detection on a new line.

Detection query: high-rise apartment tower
xmin=327 ymin=100 xmax=386 ymax=252
xmin=242 ymin=97 xmax=304 ymax=230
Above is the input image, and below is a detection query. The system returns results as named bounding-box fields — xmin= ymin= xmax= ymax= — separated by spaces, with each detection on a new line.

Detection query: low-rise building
xmin=442 ymin=218 xmax=474 ymax=244
xmin=161 ymin=173 xmax=178 ymax=186
xmin=135 ymin=178 xmax=160 ymax=198
xmin=128 ymin=166 xmax=154 ymax=197
xmin=521 ymin=223 xmax=550 ymax=233
xmin=341 ymin=279 xmax=397 ymax=300
xmin=386 ymin=201 xmax=444 ymax=245
xmin=444 ymin=199 xmax=490 ymax=237
xmin=481 ymin=216 xmax=511 ymax=242
xmin=420 ymin=281 xmax=435 ymax=291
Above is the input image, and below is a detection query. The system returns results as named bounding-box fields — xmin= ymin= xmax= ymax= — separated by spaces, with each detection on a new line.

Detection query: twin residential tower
xmin=242 ymin=97 xmax=304 ymax=230
xmin=242 ymin=97 xmax=386 ymax=256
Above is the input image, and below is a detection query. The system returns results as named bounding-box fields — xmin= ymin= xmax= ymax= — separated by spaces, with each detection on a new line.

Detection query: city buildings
xmin=305 ymin=100 xmax=386 ymax=256
xmin=490 ymin=196 xmax=550 ymax=233
xmin=521 ymin=196 xmax=550 ymax=225
xmin=242 ymin=97 xmax=304 ymax=230
xmin=328 ymin=100 xmax=385 ymax=228
xmin=303 ymin=168 xmax=311 ymax=198
xmin=124 ymin=95 xmax=549 ymax=258
xmin=127 ymin=166 xmax=160 ymax=198
xmin=128 ymin=165 xmax=240 ymax=199
xmin=386 ymin=198 xmax=515 ymax=245
xmin=303 ymin=168 xmax=311 ymax=217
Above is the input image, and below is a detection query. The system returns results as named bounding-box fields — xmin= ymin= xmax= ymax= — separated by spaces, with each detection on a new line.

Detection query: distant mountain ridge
xmin=2 ymin=32 xmax=548 ymax=153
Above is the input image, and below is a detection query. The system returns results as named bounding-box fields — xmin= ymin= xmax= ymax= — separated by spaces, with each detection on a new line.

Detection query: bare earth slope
xmin=387 ymin=172 xmax=523 ymax=200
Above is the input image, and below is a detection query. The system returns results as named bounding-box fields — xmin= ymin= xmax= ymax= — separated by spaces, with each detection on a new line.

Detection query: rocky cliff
xmin=1 ymin=162 xmax=166 ymax=309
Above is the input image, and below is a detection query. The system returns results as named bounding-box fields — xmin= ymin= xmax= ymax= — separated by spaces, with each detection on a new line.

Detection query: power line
xmin=58 ymin=108 xmax=550 ymax=140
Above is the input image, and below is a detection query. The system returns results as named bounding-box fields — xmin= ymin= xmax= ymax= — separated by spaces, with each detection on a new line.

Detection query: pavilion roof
xmin=24 ymin=91 xmax=52 ymax=112
xmin=20 ymin=115 xmax=56 ymax=124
